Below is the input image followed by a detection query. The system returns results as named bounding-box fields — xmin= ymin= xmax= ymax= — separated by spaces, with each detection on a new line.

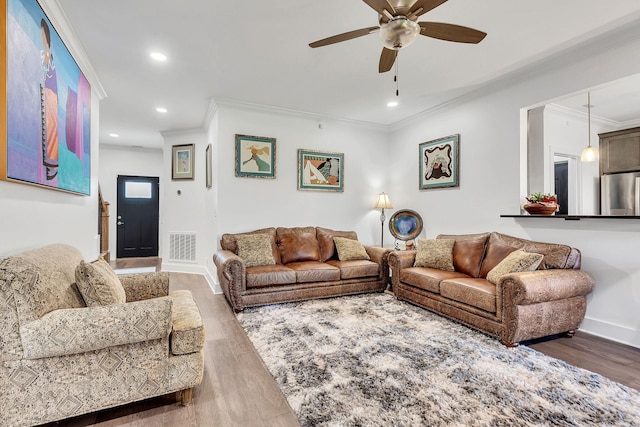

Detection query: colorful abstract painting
xmin=297 ymin=149 xmax=344 ymax=192
xmin=2 ymin=0 xmax=91 ymax=195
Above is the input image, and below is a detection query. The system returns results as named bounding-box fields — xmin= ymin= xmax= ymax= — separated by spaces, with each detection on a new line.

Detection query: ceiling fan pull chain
xmin=395 ymin=55 xmax=399 ymax=96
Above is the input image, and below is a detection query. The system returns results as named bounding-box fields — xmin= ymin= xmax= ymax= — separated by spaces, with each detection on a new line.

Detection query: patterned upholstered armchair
xmin=0 ymin=244 xmax=204 ymax=427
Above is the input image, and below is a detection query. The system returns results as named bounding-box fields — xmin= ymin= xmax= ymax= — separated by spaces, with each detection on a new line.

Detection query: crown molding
xmin=212 ymin=98 xmax=391 ymax=134
xmin=42 ymin=0 xmax=107 ymax=100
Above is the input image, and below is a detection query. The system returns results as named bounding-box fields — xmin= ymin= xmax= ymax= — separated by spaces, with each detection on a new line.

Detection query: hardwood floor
xmin=43 ymin=268 xmax=640 ymax=426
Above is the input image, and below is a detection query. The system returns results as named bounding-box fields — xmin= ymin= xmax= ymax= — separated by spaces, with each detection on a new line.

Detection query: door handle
xmin=117 ymin=221 xmax=124 ymax=226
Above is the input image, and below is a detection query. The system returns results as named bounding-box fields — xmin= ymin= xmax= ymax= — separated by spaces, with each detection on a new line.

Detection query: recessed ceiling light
xmin=387 ymin=101 xmax=399 ymax=107
xmin=109 ymin=133 xmax=119 ymax=138
xmin=156 ymin=107 xmax=168 ymax=113
xmin=150 ymin=52 xmax=167 ymax=61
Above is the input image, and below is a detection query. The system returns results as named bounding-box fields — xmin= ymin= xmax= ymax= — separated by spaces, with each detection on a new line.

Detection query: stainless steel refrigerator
xmin=601 ymin=171 xmax=640 ymax=215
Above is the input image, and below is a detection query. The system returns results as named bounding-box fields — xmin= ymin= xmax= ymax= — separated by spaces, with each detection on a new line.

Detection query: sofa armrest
xmin=20 ymin=299 xmax=172 ymax=360
xmin=388 ymin=250 xmax=417 ymax=270
xmin=120 ymin=272 xmax=170 ymax=301
xmin=364 ymin=246 xmax=391 ymax=282
xmin=213 ymin=250 xmax=246 ymax=310
xmin=500 ymin=269 xmax=595 ymax=305
xmin=388 ymin=250 xmax=417 ymax=289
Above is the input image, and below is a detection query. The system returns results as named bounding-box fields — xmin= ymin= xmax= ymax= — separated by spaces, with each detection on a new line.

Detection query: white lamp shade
xmin=581 ymin=145 xmax=599 ymax=162
xmin=374 ymin=193 xmax=393 ymax=209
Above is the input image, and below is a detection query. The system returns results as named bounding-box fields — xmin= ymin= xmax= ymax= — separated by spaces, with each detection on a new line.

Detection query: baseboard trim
xmin=161 ymin=262 xmax=222 ymax=295
xmin=581 ymin=316 xmax=640 ymax=349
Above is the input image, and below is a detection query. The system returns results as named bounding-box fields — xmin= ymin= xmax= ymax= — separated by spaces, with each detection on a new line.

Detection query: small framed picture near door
xmin=235 ymin=134 xmax=276 ymax=178
xmin=172 ymin=144 xmax=195 ymax=180
xmin=419 ymin=134 xmax=459 ymax=190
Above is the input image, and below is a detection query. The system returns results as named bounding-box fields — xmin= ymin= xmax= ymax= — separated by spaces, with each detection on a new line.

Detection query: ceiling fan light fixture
xmin=379 ymin=17 xmax=420 ymax=50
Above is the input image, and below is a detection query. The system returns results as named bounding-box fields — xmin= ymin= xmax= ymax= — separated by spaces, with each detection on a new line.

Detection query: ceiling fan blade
xmin=309 ymin=26 xmax=379 ymax=48
xmin=362 ymin=0 xmax=396 ymax=20
xmin=379 ymin=48 xmax=398 ymax=73
xmin=408 ymin=0 xmax=448 ymax=18
xmin=419 ymin=22 xmax=487 ymax=44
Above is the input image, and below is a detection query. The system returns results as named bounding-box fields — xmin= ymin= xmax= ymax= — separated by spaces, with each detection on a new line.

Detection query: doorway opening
xmin=116 ymin=175 xmax=159 ymax=258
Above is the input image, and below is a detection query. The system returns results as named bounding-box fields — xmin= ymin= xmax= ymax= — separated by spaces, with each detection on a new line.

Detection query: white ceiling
xmin=551 ymin=73 xmax=640 ymax=126
xmin=55 ymin=0 xmax=640 ymax=148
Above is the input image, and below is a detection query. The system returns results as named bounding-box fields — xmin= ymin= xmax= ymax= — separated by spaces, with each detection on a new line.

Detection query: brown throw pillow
xmin=413 ymin=239 xmax=455 ymax=271
xmin=333 ymin=237 xmax=370 ymax=261
xmin=75 ymin=258 xmax=126 ymax=306
xmin=486 ymin=249 xmax=544 ymax=285
xmin=236 ymin=234 xmax=276 ymax=268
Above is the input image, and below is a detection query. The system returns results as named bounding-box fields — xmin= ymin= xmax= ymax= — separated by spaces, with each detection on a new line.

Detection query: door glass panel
xmin=125 ymin=181 xmax=152 ymax=199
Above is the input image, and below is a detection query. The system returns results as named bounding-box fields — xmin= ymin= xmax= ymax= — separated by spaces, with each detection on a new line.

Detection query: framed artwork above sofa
xmin=419 ymin=134 xmax=459 ymax=190
xmin=297 ymin=149 xmax=344 ymax=192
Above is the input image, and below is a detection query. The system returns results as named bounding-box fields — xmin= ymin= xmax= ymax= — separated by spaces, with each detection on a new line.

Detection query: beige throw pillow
xmin=75 ymin=258 xmax=126 ymax=306
xmin=486 ymin=249 xmax=544 ymax=285
xmin=413 ymin=239 xmax=455 ymax=271
xmin=333 ymin=237 xmax=370 ymax=261
xmin=236 ymin=233 xmax=276 ymax=267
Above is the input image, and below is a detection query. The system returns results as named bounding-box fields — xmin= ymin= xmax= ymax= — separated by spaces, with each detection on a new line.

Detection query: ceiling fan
xmin=309 ymin=0 xmax=487 ymax=73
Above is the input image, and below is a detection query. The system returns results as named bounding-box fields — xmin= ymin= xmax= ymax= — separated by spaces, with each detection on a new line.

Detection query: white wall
xmin=387 ymin=27 xmax=640 ymax=348
xmin=161 ymin=130 xmax=217 ymax=288
xmin=98 ymin=145 xmax=163 ymax=258
xmin=213 ymin=102 xmax=392 ymax=247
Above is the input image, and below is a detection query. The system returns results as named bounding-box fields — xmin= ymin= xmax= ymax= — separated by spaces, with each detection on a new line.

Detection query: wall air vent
xmin=168 ymin=232 xmax=197 ymax=262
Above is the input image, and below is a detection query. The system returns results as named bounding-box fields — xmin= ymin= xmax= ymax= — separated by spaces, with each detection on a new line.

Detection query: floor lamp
xmin=374 ymin=192 xmax=393 ymax=247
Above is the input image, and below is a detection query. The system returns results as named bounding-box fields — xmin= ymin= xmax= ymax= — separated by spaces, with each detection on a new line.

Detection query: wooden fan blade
xmin=309 ymin=26 xmax=379 ymax=48
xmin=419 ymin=22 xmax=487 ymax=44
xmin=363 ymin=0 xmax=396 ymax=19
xmin=408 ymin=0 xmax=448 ymax=18
xmin=379 ymin=48 xmax=398 ymax=73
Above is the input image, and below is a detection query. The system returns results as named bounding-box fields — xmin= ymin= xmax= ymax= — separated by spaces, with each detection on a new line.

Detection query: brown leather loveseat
xmin=213 ymin=226 xmax=390 ymax=312
xmin=388 ymin=232 xmax=595 ymax=346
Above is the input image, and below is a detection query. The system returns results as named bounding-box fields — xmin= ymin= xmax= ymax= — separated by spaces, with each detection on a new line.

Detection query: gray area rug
xmin=237 ymin=293 xmax=640 ymax=426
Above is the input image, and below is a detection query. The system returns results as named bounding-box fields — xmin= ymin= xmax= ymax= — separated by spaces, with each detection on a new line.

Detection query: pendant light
xmin=580 ymin=92 xmax=599 ymax=162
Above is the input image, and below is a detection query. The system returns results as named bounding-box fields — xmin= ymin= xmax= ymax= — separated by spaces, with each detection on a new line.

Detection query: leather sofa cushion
xmin=327 ymin=260 xmax=379 ymax=280
xmin=246 ymin=265 xmax=297 ymax=289
xmin=285 ymin=261 xmax=340 ymax=283
xmin=399 ymin=267 xmax=470 ymax=293
xmin=479 ymin=232 xmax=580 ymax=277
xmin=317 ymin=227 xmax=359 ymax=261
xmin=221 ymin=227 xmax=281 ymax=265
xmin=277 ymin=227 xmax=321 ymax=264
xmin=479 ymin=242 xmax=518 ymax=278
xmin=437 ymin=233 xmax=490 ymax=278
xmin=489 ymin=232 xmax=581 ymax=270
xmin=440 ymin=278 xmax=496 ymax=313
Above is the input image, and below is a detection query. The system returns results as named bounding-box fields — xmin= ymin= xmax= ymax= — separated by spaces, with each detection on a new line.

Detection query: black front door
xmin=116 ymin=175 xmax=159 ymax=258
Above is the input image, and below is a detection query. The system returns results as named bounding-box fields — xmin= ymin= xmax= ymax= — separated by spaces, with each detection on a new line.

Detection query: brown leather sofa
xmin=388 ymin=232 xmax=595 ymax=346
xmin=213 ymin=226 xmax=390 ymax=312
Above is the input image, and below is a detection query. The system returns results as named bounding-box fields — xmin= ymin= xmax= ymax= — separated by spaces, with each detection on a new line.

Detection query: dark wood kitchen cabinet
xmin=600 ymin=127 xmax=640 ymax=174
